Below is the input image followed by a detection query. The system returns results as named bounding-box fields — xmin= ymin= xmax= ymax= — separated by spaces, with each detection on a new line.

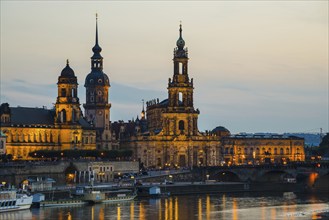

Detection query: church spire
xmin=95 ymin=13 xmax=99 ymax=46
xmin=176 ymin=22 xmax=185 ymax=50
xmin=91 ymin=13 xmax=103 ymax=70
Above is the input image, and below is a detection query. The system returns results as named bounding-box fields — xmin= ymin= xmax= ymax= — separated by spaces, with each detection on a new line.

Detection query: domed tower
xmin=83 ymin=15 xmax=111 ymax=150
xmin=163 ymin=23 xmax=199 ymax=136
xmin=55 ymin=60 xmax=81 ymax=124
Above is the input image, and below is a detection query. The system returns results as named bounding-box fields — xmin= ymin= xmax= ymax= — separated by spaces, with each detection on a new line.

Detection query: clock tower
xmin=83 ymin=15 xmax=112 ymax=149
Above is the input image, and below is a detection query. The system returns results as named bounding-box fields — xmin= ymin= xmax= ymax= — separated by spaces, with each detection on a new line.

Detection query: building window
xmin=178 ymin=92 xmax=183 ymax=104
xmin=280 ymin=148 xmax=284 ymax=155
xmin=179 ymin=120 xmax=184 ymax=132
xmin=61 ymin=88 xmax=66 ymax=97
xmin=179 ymin=62 xmax=183 ymax=74
xmin=286 ymin=148 xmax=290 ymax=155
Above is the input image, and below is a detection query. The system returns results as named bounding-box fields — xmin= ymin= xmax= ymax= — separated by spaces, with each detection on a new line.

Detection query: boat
xmin=76 ymin=185 xmax=137 ymax=204
xmin=39 ymin=199 xmax=88 ymax=207
xmin=83 ymin=190 xmax=106 ymax=203
xmin=102 ymin=190 xmax=137 ymax=203
xmin=0 ymin=189 xmax=33 ymax=213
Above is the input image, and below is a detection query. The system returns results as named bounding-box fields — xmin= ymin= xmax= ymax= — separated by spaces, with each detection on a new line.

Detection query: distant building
xmin=221 ymin=134 xmax=305 ymax=165
xmin=0 ymin=61 xmax=96 ymax=160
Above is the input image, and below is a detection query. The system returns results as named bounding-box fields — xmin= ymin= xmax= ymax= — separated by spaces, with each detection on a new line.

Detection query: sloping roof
xmin=78 ymin=118 xmax=93 ymax=129
xmin=11 ymin=107 xmax=54 ymax=125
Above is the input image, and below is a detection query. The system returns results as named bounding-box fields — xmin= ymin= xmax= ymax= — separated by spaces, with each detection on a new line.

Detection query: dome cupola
xmin=176 ymin=23 xmax=185 ymax=50
xmin=60 ymin=59 xmax=75 ymax=77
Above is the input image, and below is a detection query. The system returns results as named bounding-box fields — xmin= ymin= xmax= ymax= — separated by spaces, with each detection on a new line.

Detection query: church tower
xmin=163 ymin=24 xmax=199 ymax=136
xmin=55 ymin=60 xmax=81 ymax=125
xmin=55 ymin=60 xmax=84 ymax=150
xmin=83 ymin=15 xmax=111 ymax=150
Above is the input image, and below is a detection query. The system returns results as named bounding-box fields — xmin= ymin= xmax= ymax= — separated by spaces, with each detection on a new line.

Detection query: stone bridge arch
xmin=213 ymin=170 xmax=242 ymax=182
xmin=255 ymin=170 xmax=292 ymax=182
xmin=64 ymin=163 xmax=78 ymax=184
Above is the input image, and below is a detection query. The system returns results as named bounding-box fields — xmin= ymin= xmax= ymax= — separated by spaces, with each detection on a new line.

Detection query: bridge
xmin=202 ymin=163 xmax=329 ymax=190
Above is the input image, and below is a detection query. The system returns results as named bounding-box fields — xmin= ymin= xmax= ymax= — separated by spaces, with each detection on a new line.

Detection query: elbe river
xmin=1 ymin=192 xmax=329 ymax=220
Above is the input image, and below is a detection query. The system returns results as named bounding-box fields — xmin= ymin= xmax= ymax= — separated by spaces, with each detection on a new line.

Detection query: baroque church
xmin=112 ymin=24 xmax=222 ymax=168
xmin=0 ymin=18 xmax=305 ymax=165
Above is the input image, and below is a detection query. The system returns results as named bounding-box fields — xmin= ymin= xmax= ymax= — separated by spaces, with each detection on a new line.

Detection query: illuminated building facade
xmin=221 ymin=134 xmax=305 ymax=165
xmin=0 ymin=20 xmax=306 ymax=164
xmin=113 ymin=25 xmax=221 ymax=168
xmin=112 ymin=25 xmax=306 ymax=168
xmin=0 ymin=61 xmax=96 ymax=160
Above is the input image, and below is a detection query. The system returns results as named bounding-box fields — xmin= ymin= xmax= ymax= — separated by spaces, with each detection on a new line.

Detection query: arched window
xmin=61 ymin=88 xmax=66 ymax=97
xmin=179 ymin=62 xmax=183 ymax=74
xmin=286 ymin=148 xmax=290 ymax=155
xmin=178 ymin=92 xmax=183 ymax=105
xmin=280 ymin=148 xmax=284 ymax=155
xmin=274 ymin=148 xmax=277 ymax=155
xmin=72 ymin=88 xmax=76 ymax=97
xmin=60 ymin=109 xmax=66 ymax=122
xmin=179 ymin=120 xmax=184 ymax=132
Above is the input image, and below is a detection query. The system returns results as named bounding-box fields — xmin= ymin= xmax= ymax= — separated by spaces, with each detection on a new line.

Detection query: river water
xmin=1 ymin=192 xmax=328 ymax=220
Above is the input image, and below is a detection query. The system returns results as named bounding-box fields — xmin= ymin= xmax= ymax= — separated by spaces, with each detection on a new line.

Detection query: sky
xmin=1 ymin=1 xmax=328 ymax=134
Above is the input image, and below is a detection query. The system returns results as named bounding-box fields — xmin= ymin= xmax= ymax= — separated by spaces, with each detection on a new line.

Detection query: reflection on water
xmin=1 ymin=193 xmax=328 ymax=220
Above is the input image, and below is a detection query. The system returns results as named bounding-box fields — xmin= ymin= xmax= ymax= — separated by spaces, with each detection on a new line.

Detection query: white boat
xmin=0 ymin=189 xmax=33 ymax=213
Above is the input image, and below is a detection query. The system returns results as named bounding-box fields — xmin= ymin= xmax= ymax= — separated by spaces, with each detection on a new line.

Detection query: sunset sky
xmin=1 ymin=1 xmax=328 ymax=134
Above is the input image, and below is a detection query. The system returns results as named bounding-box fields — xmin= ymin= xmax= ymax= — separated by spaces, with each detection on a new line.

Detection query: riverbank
xmin=36 ymin=181 xmax=314 ymax=200
xmin=136 ymin=181 xmax=307 ymax=196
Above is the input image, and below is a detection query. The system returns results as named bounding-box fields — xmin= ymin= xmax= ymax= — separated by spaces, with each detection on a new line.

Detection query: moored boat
xmin=102 ymin=190 xmax=137 ymax=203
xmin=39 ymin=199 xmax=88 ymax=207
xmin=0 ymin=189 xmax=33 ymax=213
